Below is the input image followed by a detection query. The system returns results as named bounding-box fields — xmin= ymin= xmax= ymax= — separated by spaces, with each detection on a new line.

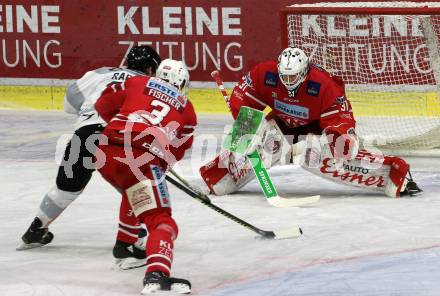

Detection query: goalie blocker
xmin=200 ymin=107 xmax=421 ymax=198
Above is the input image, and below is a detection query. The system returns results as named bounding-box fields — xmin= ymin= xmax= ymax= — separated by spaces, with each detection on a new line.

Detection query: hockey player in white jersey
xmin=18 ymin=46 xmax=161 ymax=269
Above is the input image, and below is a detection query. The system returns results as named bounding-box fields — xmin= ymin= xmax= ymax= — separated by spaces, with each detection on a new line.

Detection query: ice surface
xmin=1 ymin=110 xmax=440 ymax=296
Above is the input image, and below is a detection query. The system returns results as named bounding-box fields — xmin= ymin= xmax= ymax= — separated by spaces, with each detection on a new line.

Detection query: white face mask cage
xmin=279 ymin=73 xmax=302 ymax=89
xmin=277 ymin=47 xmax=309 ymax=91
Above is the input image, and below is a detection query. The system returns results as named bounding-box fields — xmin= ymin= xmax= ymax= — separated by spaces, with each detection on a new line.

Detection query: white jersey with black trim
xmin=64 ymin=67 xmax=145 ymax=129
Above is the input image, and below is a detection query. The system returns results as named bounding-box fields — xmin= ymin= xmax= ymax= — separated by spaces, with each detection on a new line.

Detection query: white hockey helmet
xmin=156 ymin=59 xmax=190 ymax=94
xmin=277 ymin=47 xmax=309 ymax=91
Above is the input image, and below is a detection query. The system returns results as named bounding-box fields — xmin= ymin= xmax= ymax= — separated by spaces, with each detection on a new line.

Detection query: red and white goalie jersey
xmin=229 ymin=61 xmax=356 ymax=142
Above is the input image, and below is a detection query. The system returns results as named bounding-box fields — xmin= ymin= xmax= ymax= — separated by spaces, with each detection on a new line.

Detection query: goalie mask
xmin=277 ymin=47 xmax=309 ymax=94
xmin=156 ymin=59 xmax=190 ymax=95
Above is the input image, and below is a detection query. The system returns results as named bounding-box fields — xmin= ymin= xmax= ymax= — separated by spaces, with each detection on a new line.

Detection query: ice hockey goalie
xmin=200 ymin=47 xmax=422 ymax=198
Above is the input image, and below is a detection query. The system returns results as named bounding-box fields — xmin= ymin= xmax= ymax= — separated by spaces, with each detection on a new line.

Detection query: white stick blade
xmin=268 ymin=195 xmax=320 ymax=207
xmin=273 ymin=227 xmax=303 ymax=239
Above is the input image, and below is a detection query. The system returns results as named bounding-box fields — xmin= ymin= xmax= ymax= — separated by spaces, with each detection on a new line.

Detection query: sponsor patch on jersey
xmin=335 ymin=95 xmax=346 ymax=104
xmin=147 ymin=78 xmax=187 ymax=110
xmin=147 ymin=78 xmax=179 ymax=100
xmin=150 ymin=165 xmax=171 ymax=207
xmin=244 ymin=73 xmax=253 ymax=87
xmin=274 ymin=100 xmax=309 ymax=119
xmin=264 ymin=72 xmax=278 ymax=87
xmin=306 ymin=80 xmax=321 ymax=97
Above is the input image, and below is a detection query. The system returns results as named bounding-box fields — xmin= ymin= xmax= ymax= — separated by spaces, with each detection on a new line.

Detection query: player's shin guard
xmin=117 ymin=195 xmax=141 ymax=244
xmin=145 ymin=228 xmax=174 ymax=276
xmin=37 ymin=186 xmax=81 ymax=227
xmin=113 ymin=196 xmax=147 ymax=270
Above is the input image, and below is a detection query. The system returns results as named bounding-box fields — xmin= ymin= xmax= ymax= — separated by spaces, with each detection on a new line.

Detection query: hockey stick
xmin=169 ymin=168 xmax=208 ymax=199
xmin=171 ymin=168 xmax=314 ymax=207
xmin=165 ymin=172 xmax=302 ymax=239
xmin=210 ymin=70 xmax=320 ymax=207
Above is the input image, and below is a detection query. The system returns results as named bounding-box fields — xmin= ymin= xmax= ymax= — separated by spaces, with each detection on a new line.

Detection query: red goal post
xmin=280 ymin=4 xmax=440 ymax=155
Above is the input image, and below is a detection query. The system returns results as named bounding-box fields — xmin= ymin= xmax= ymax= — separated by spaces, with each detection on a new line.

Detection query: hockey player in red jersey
xmin=95 ymin=59 xmax=196 ymax=294
xmin=200 ymin=47 xmax=422 ymax=198
xmin=18 ymin=46 xmax=162 ymax=269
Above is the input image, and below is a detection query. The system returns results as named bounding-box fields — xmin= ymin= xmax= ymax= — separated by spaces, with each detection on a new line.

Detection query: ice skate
xmin=401 ymin=180 xmax=423 ymax=197
xmin=113 ymin=238 xmax=146 ymax=270
xmin=17 ymin=217 xmax=54 ymax=251
xmin=141 ymin=271 xmax=191 ymax=294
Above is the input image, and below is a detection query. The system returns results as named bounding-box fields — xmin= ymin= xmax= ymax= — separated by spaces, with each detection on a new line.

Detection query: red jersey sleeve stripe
xmin=244 ymin=91 xmax=266 ymax=107
xmin=320 ymin=109 xmax=340 ymax=118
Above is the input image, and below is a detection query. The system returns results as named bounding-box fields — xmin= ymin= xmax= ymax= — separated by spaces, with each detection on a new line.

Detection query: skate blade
xmin=171 ymin=283 xmax=191 ymax=294
xmin=16 ymin=242 xmax=45 ymax=251
xmin=141 ymin=283 xmax=161 ymax=294
xmin=140 ymin=283 xmax=191 ymax=294
xmin=113 ymin=258 xmax=146 ymax=271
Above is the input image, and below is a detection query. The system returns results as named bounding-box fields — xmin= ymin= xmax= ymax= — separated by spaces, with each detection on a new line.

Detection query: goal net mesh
xmin=282 ymin=2 xmax=440 ymax=153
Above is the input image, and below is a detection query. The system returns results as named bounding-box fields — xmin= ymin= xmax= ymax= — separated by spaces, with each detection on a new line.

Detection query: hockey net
xmin=280 ymin=2 xmax=440 ymax=155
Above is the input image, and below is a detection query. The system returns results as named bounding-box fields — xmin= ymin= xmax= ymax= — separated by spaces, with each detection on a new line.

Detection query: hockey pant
xmin=98 ymin=142 xmax=178 ymax=276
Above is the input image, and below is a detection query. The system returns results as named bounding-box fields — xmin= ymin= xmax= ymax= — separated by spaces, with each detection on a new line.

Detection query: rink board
xmin=1 ymin=85 xmax=439 ymax=117
xmin=0 ymin=85 xmax=230 ymax=113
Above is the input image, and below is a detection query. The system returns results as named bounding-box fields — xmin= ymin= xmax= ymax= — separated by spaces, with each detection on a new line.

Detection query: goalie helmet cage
xmin=280 ymin=2 xmax=440 ymax=156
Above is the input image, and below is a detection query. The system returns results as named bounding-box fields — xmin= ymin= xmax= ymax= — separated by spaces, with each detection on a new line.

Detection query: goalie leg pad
xmin=199 ymin=150 xmax=254 ymax=195
xmin=384 ymin=156 xmax=410 ymax=198
xmin=301 ymin=148 xmax=412 ymax=198
xmin=200 ymin=120 xmax=291 ymax=196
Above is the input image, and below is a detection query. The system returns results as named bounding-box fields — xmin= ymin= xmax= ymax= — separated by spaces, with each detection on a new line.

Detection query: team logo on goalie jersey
xmin=264 ymin=72 xmax=278 ymax=87
xmin=244 ymin=73 xmax=253 ymax=87
xmin=306 ymin=81 xmax=321 ymax=97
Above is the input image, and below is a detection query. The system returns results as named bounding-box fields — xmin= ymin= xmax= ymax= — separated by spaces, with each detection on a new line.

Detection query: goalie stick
xmin=210 ymin=70 xmax=320 ymax=208
xmin=165 ymin=172 xmax=302 ymax=240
